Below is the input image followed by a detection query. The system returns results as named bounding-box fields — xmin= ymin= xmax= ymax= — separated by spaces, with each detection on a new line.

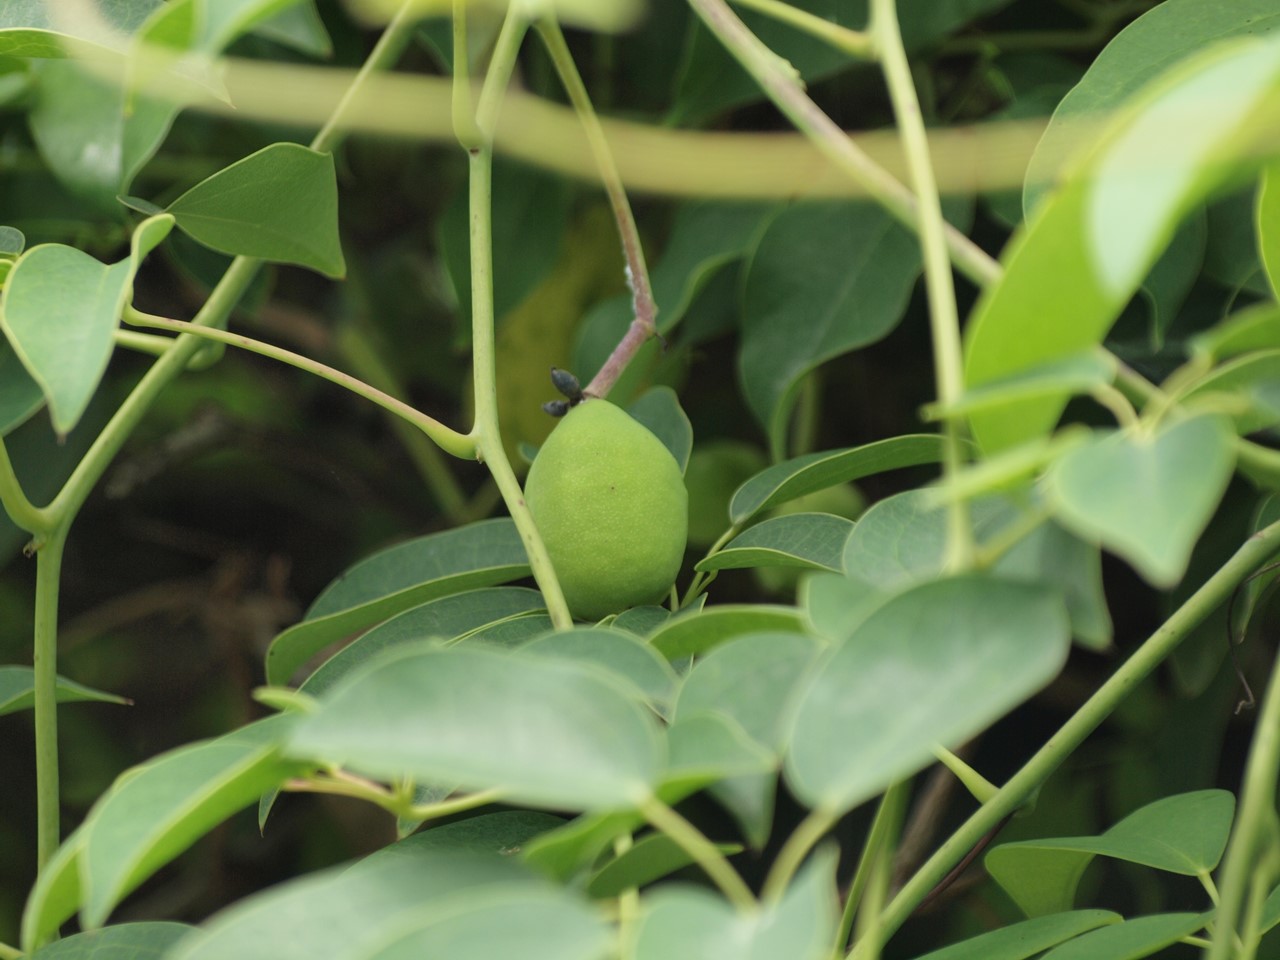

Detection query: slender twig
xmin=124 ymin=309 xmax=477 ymax=460
xmin=848 ymin=519 xmax=1280 ymax=958
xmin=730 ymin=0 xmax=873 ymax=57
xmin=687 ymin=0 xmax=1001 ymax=289
xmin=639 ymin=794 xmax=756 ymax=911
xmin=535 ymin=18 xmax=658 ymax=400
xmin=871 ymin=0 xmax=972 ymax=569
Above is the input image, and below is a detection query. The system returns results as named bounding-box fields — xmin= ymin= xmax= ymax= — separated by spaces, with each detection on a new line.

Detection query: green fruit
xmin=525 ymin=399 xmax=688 ymax=620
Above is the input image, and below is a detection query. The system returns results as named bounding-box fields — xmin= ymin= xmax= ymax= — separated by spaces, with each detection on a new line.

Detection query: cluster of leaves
xmin=2 ymin=0 xmax=1280 ymax=959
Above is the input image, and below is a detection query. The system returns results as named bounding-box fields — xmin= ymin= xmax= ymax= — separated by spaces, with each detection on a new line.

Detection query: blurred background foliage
xmin=2 ymin=0 xmax=1276 ymax=954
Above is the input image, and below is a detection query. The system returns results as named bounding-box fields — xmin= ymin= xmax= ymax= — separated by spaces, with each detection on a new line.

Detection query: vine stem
xmin=123 ymin=309 xmax=477 ymax=459
xmin=535 ymin=18 xmax=658 ymax=400
xmin=1207 ymin=629 xmax=1280 ymax=960
xmin=639 ymin=794 xmax=756 ymax=912
xmin=686 ymin=0 xmax=1001 ymax=290
xmin=870 ymin=0 xmax=972 ymax=569
xmin=762 ymin=804 xmax=840 ymax=903
xmin=26 ymin=4 xmax=422 ymax=884
xmin=455 ymin=6 xmax=573 ymax=630
xmin=838 ymin=782 xmax=908 ymax=951
xmin=0 ymin=438 xmax=53 ymax=537
xmin=848 ymin=518 xmax=1280 ymax=958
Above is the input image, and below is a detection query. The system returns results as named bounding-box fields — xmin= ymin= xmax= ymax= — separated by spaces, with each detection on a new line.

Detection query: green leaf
xmin=298 ymin=587 xmax=546 ymax=695
xmin=924 ymin=353 xmax=1116 ymax=422
xmin=786 ymin=576 xmax=1069 ymax=814
xmin=287 ymin=644 xmax=664 ymax=811
xmin=0 ymin=225 xmax=24 ymax=256
xmin=1203 ymin=187 xmax=1271 ymax=297
xmin=265 ymin=519 xmax=530 ymax=685
xmin=28 ymin=922 xmax=192 ymax=959
xmin=252 ymin=0 xmax=331 ymax=56
xmin=967 ymin=35 xmax=1280 ymax=453
xmin=628 ymin=386 xmax=694 ymax=474
xmin=674 ymin=632 xmax=824 ymax=846
xmin=729 ymin=435 xmax=949 ymax=524
xmin=987 ymin=791 xmax=1235 ymax=917
xmin=631 ymin=847 xmax=838 ymax=960
xmin=1189 ymin=301 xmax=1280 ymax=363
xmin=1024 ymin=0 xmax=1280 ymax=212
xmin=587 ymin=832 xmax=742 ymax=899
xmin=0 ymin=665 xmax=129 ymax=716
xmin=1262 ymin=164 xmax=1280 ymax=297
xmin=1047 ymin=415 xmax=1236 ymax=587
xmin=28 ymin=59 xmax=180 ymax=215
xmin=79 ymin=716 xmax=301 ymax=927
xmin=1182 ymin=350 xmax=1280 ymax=433
xmin=1 ymin=214 xmax=173 ymax=434
xmin=907 ymin=911 xmax=1121 ymax=960
xmin=521 ymin=627 xmax=679 ymax=713
xmin=166 ymin=143 xmax=345 ymax=278
xmin=739 ymin=202 xmax=924 ymax=453
xmin=167 ymin=846 xmax=608 ymax=960
xmin=21 ymin=824 xmax=86 ymax=951
xmin=195 ymin=0 xmax=316 ymax=51
xmin=647 ymin=605 xmax=804 ymax=660
xmin=697 ymin=513 xmax=853 ymax=573
xmin=1039 ymin=913 xmax=1207 ymax=960
xmin=356 ymin=811 xmax=566 ymax=868
xmin=0 ymin=0 xmax=161 ymax=58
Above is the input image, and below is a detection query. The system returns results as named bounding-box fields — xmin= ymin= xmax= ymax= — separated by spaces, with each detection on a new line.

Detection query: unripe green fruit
xmin=525 ymin=399 xmax=688 ymax=620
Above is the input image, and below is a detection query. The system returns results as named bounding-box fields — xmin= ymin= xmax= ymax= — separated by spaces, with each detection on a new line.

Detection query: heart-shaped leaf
xmin=1047 ymin=415 xmax=1235 ymax=587
xmin=1 ymin=215 xmax=173 ymax=434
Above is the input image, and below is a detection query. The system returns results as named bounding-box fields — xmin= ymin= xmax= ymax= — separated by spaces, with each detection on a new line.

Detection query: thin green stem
xmin=931 ymin=746 xmax=998 ymax=804
xmin=763 ymin=804 xmax=841 ymax=903
xmin=124 ymin=309 xmax=477 ymax=460
xmin=687 ymin=0 xmax=1001 ymax=290
xmin=730 ymin=0 xmax=873 ymax=57
xmin=850 ymin=519 xmax=1280 ymax=958
xmin=0 ymin=941 xmax=20 ymax=960
xmin=475 ymin=12 xmax=528 ymax=137
xmin=405 ymin=787 xmax=503 ymax=821
xmin=1208 ymin=637 xmax=1280 ymax=960
xmin=535 ymin=18 xmax=658 ymax=400
xmin=837 ymin=782 xmax=908 ymax=951
xmin=681 ymin=524 xmax=741 ymax=608
xmin=112 ymin=328 xmax=179 ymax=357
xmin=639 ymin=794 xmax=756 ymax=912
xmin=871 ymin=0 xmax=971 ymax=570
xmin=0 ymin=438 xmax=54 ymax=536
xmin=460 ymin=11 xmax=573 ymax=630
xmin=1089 ymin=382 xmax=1140 ymax=431
xmin=312 ymin=2 xmax=417 ymax=154
xmin=33 ymin=528 xmax=67 ymax=873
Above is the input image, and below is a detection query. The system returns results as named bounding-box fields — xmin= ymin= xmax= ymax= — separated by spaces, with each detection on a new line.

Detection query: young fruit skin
xmin=525 ymin=399 xmax=688 ymax=620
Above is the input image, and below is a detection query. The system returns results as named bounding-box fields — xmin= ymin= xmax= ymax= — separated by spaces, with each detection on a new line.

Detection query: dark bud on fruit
xmin=542 ymin=399 xmax=571 ymax=417
xmin=550 ymin=367 xmax=583 ymax=401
